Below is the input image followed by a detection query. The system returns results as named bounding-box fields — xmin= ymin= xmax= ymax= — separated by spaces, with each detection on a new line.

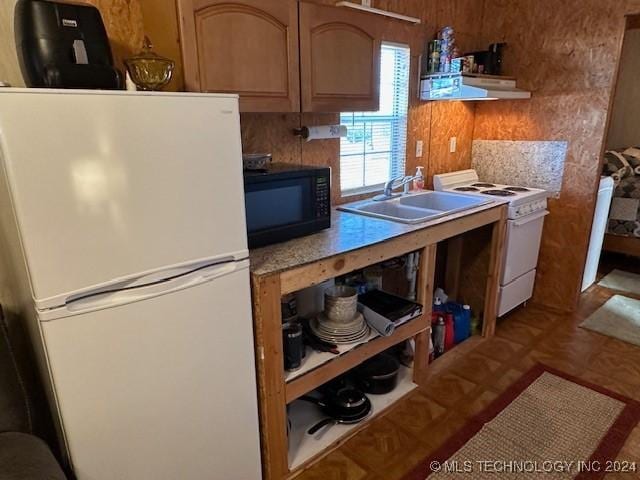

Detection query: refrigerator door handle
xmin=41 ymin=259 xmax=249 ymax=320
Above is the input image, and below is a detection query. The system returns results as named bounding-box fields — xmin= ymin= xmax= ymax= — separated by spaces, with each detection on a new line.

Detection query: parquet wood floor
xmin=293 ymin=253 xmax=640 ymax=479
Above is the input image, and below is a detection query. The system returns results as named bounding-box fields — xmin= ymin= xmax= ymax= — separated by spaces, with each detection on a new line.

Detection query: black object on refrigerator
xmin=15 ymin=0 xmax=122 ymax=89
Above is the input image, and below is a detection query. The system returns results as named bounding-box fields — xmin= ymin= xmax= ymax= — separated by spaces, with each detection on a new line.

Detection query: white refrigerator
xmin=0 ymin=89 xmax=262 ymax=479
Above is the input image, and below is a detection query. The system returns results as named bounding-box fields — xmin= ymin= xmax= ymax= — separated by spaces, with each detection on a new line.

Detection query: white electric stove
xmin=433 ymin=169 xmax=550 ymax=317
xmin=433 ymin=169 xmax=548 ymax=219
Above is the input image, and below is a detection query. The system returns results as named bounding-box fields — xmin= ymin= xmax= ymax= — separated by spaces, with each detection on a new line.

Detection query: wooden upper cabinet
xmin=177 ymin=0 xmax=300 ymax=112
xmin=299 ymin=2 xmax=381 ymax=112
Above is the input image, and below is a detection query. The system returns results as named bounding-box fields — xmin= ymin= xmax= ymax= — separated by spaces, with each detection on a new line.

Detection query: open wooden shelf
xmin=251 ymin=205 xmax=507 ymax=480
xmin=284 ymin=328 xmax=379 ymax=384
xmin=287 ymin=366 xmax=417 ymax=471
xmin=285 ymin=316 xmax=429 ymax=403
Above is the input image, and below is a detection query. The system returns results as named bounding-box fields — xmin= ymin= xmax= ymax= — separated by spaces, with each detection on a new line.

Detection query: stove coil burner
xmin=484 ymin=189 xmax=516 ymax=197
xmin=472 ymin=183 xmax=496 ymax=188
xmin=454 ymin=187 xmax=480 ymax=192
xmin=504 ymin=186 xmax=530 ymax=192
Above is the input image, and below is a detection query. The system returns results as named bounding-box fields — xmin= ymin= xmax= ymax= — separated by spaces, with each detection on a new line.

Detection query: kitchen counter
xmin=250 ymin=199 xmax=507 ymax=277
xmin=250 ymin=199 xmax=507 ymax=480
xmin=250 ymin=198 xmax=507 ymax=480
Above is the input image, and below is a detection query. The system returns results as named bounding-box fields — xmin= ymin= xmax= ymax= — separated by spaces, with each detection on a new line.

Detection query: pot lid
xmin=333 ymin=387 xmax=367 ymax=409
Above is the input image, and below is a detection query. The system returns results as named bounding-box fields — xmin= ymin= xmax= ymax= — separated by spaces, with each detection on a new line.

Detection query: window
xmin=340 ymin=42 xmax=411 ymax=195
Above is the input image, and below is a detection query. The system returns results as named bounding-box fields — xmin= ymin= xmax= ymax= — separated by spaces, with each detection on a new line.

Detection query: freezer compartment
xmin=501 ymin=210 xmax=548 ymax=285
xmin=498 ymin=269 xmax=536 ymax=317
xmin=0 ymin=91 xmax=248 ymax=308
xmin=40 ymin=265 xmax=262 ymax=480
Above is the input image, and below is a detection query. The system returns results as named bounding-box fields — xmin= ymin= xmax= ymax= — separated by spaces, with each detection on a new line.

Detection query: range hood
xmin=420 ymin=73 xmax=531 ymax=101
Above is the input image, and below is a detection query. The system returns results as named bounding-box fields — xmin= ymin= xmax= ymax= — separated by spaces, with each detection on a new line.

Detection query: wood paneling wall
xmin=83 ymin=0 xmax=144 ymax=73
xmin=473 ymin=0 xmax=640 ymax=311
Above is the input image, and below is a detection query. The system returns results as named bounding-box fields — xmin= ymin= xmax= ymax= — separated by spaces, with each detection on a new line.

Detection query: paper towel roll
xmin=299 ymin=125 xmax=348 ymax=142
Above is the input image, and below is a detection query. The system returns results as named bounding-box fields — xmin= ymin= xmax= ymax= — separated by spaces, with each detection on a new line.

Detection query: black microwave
xmin=244 ymin=164 xmax=331 ymax=248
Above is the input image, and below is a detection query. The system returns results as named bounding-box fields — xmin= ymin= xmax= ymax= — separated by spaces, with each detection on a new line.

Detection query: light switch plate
xmin=416 ymin=140 xmax=424 ymax=158
xmin=361 ymin=0 xmax=372 ymax=6
xmin=449 ymin=137 xmax=457 ymax=153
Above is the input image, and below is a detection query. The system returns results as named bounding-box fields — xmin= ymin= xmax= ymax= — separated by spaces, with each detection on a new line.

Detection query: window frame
xmin=339 ymin=41 xmax=411 ymax=197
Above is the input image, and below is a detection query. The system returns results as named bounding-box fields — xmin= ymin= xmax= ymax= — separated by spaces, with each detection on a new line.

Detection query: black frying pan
xmin=300 ymin=387 xmax=372 ymax=435
xmin=306 ymin=406 xmax=371 ymax=434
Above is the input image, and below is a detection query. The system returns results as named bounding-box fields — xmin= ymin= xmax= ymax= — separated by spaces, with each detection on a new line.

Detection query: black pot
xmin=354 ymin=353 xmax=400 ymax=394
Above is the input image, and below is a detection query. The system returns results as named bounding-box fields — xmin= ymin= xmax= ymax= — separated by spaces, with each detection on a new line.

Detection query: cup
xmin=324 ymin=285 xmax=358 ymax=323
xmin=283 ymin=322 xmax=304 ymax=371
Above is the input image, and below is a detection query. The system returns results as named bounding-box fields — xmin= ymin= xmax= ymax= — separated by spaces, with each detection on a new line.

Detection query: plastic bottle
xmin=428 ymin=40 xmax=440 ymax=74
xmin=462 ymin=305 xmax=472 ymax=338
xmin=432 ymin=316 xmax=445 ymax=357
xmin=453 ymin=304 xmax=472 ymax=344
xmin=413 ymin=166 xmax=425 ymax=191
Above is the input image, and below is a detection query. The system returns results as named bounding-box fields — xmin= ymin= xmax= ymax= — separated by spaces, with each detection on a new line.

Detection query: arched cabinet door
xmin=177 ymin=0 xmax=300 ymax=112
xmin=299 ymin=1 xmax=381 ymax=112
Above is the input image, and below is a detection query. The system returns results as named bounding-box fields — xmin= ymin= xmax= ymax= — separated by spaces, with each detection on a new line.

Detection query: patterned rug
xmin=405 ymin=364 xmax=640 ymax=480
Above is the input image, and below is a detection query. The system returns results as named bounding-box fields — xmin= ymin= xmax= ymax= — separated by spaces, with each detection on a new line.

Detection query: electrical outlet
xmin=361 ymin=0 xmax=372 ymax=6
xmin=416 ymin=140 xmax=424 ymax=158
xmin=449 ymin=137 xmax=457 ymax=153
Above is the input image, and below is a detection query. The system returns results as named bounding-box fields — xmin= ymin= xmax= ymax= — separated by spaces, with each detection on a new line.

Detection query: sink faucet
xmin=373 ymin=175 xmax=418 ymax=201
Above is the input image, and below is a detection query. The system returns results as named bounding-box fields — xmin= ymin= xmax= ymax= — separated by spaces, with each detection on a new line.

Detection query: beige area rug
xmin=405 ymin=364 xmax=640 ymax=480
xmin=580 ymin=295 xmax=640 ymax=347
xmin=598 ymin=269 xmax=640 ymax=296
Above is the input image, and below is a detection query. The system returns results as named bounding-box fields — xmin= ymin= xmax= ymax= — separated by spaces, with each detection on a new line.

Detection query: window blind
xmin=340 ymin=43 xmax=411 ymax=194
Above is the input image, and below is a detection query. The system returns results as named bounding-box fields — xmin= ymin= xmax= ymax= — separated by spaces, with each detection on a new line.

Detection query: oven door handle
xmin=512 ymin=210 xmax=549 ymax=227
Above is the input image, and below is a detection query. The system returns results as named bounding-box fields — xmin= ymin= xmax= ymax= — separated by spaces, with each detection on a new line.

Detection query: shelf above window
xmin=335 ymin=2 xmax=421 ymax=24
xmin=420 ymin=73 xmax=531 ymax=101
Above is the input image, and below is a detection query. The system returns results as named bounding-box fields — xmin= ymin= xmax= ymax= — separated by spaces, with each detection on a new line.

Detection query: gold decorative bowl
xmin=125 ymin=37 xmax=175 ymax=91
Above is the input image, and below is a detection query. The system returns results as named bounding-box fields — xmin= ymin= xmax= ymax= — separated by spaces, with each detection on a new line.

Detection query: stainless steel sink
xmin=399 ymin=191 xmax=492 ymax=211
xmin=338 ymin=191 xmax=492 ymax=224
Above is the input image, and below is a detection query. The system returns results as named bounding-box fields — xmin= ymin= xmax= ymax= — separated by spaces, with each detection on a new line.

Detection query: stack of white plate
xmin=309 ymin=312 xmax=369 ymax=344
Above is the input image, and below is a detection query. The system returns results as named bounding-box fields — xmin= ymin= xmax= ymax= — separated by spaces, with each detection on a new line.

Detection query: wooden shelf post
xmin=413 ymin=244 xmax=437 ymax=385
xmin=482 ymin=206 xmax=507 ymax=336
xmin=251 ymin=274 xmax=288 ymax=480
